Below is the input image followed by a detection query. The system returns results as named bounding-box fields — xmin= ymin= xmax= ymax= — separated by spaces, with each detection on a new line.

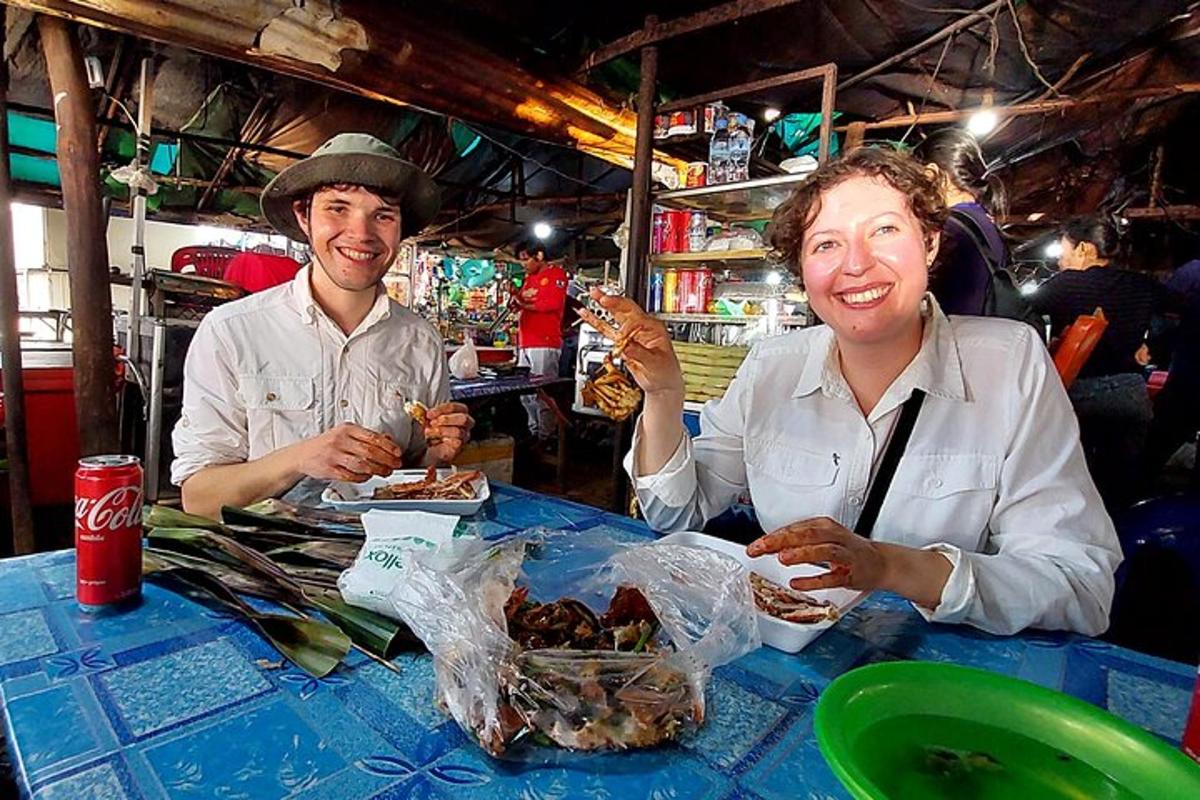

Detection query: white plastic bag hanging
xmin=449 ymin=337 xmax=479 ymax=380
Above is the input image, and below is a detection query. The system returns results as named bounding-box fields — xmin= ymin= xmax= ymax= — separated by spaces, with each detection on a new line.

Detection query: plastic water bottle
xmin=709 ymin=118 xmax=731 ymax=185
xmin=729 ymin=116 xmax=752 ymax=183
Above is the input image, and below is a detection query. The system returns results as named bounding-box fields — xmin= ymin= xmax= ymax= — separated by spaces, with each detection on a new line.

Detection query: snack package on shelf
xmin=705 ymin=226 xmax=764 ymax=252
xmin=672 ymin=341 xmax=750 ymax=404
xmin=382 ymin=529 xmax=760 ymax=760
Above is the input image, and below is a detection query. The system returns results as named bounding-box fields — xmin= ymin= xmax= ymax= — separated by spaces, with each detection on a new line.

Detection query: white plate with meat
xmin=322 ymin=467 xmax=490 ymax=515
xmin=657 ymin=531 xmax=867 ymax=653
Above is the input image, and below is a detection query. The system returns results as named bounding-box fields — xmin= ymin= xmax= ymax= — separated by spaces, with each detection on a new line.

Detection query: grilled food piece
xmin=749 ymin=572 xmax=839 ymax=624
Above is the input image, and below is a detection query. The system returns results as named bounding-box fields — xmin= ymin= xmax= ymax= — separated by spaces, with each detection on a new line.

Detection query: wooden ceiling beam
xmin=578 ymin=0 xmax=807 ymax=73
xmin=7 ymin=0 xmax=685 ymax=176
xmin=838 ymin=0 xmax=1006 ymax=92
xmin=838 ymin=83 xmax=1200 ymax=130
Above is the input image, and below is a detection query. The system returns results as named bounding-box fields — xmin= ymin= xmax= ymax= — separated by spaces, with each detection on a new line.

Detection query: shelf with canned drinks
xmin=654 ymin=171 xmax=813 ymax=222
xmin=653 ymin=312 xmax=808 ymax=326
xmin=650 ymin=249 xmax=773 ymax=266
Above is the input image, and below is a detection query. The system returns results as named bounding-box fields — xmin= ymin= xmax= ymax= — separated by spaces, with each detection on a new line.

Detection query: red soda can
xmin=651 ymin=208 xmax=667 ymax=254
xmin=1185 ymin=666 xmax=1200 ymax=762
xmin=661 ymin=211 xmax=679 ymax=254
xmin=697 ymin=268 xmax=714 ymax=313
xmin=674 ymin=211 xmax=692 ymax=253
xmin=75 ymin=455 xmax=144 ymax=612
xmin=679 ymin=269 xmax=698 ymax=313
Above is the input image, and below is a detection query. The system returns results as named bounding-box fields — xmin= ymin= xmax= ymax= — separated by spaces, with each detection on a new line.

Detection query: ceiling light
xmin=966 ymin=109 xmax=998 ymax=136
xmin=1044 ymin=242 xmax=1063 ymax=259
xmin=533 ymin=222 xmax=553 ymax=240
xmin=763 ymin=108 xmax=782 ymax=123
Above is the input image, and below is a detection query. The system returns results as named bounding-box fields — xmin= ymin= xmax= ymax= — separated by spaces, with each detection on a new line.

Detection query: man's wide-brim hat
xmin=261 ymin=132 xmax=441 ymax=243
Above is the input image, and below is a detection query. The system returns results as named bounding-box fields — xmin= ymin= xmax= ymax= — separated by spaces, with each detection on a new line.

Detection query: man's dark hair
xmin=295 ymin=182 xmax=404 ymax=213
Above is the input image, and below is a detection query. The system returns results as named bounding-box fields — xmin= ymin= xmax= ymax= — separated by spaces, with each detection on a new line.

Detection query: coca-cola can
xmin=672 ymin=210 xmax=692 ymax=253
xmin=75 ymin=455 xmax=144 ymax=612
xmin=697 ymin=268 xmax=714 ymax=313
xmin=651 ymin=207 xmax=667 ymax=254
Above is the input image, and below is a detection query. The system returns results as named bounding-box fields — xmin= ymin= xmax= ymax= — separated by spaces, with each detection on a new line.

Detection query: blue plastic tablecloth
xmin=1 ymin=483 xmax=1195 ymax=799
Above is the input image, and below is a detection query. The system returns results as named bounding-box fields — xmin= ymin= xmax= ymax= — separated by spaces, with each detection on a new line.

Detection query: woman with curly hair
xmin=592 ymin=146 xmax=1119 ymax=637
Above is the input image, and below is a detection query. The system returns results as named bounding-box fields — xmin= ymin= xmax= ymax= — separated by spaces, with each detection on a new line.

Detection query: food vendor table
xmin=451 ymin=376 xmax=576 ymax=488
xmin=1 ymin=485 xmax=1194 ymax=799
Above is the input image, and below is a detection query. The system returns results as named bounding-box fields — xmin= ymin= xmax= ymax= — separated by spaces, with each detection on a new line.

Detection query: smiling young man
xmin=172 ymin=133 xmax=473 ymax=519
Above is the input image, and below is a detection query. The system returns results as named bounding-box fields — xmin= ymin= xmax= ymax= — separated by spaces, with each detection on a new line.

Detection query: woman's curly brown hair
xmin=767 ymin=146 xmax=947 ymax=279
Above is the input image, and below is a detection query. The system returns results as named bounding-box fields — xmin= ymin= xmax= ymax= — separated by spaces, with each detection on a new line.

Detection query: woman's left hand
xmin=746 ymin=517 xmax=889 ymax=592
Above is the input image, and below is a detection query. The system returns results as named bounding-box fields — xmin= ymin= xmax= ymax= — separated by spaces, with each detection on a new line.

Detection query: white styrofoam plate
xmin=657 ymin=531 xmax=867 ymax=653
xmin=321 ymin=468 xmax=490 ymax=515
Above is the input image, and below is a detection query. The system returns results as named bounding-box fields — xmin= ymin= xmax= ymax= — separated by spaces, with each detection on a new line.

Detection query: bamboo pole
xmin=0 ymin=7 xmax=37 ymax=554
xmin=38 ymin=15 xmax=119 ymax=455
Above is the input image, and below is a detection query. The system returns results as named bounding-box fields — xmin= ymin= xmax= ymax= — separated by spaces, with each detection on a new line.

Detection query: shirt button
xmin=265 ymin=392 xmax=278 ymax=402
xmin=929 ymin=477 xmax=944 ymax=489
xmin=340 ymin=399 xmax=349 ymax=409
xmin=850 ymin=495 xmax=862 ymax=507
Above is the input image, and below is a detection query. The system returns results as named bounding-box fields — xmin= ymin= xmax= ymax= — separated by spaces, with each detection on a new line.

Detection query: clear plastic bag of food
xmin=385 ymin=528 xmax=760 ymax=758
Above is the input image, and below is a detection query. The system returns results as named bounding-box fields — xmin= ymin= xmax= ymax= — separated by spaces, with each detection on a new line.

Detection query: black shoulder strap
xmin=854 ymin=389 xmax=926 ymax=538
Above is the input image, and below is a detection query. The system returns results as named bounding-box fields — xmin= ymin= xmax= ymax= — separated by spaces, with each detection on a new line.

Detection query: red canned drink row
xmin=75 ymin=454 xmax=144 ymax=612
xmin=652 ymin=209 xmax=702 ymax=254
xmin=671 ymin=268 xmax=713 ymax=314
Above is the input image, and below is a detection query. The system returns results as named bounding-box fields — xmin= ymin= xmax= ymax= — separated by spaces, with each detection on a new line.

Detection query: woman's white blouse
xmin=627 ymin=302 xmax=1121 ymax=636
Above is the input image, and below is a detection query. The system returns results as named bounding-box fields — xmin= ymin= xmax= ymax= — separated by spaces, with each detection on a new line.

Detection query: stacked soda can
xmin=697 ymin=268 xmax=714 ymax=313
xmin=663 ymin=269 xmax=679 ymax=313
xmin=650 ymin=270 xmax=665 ymax=313
xmin=651 ymin=207 xmax=667 ymax=254
xmin=75 ymin=455 xmax=144 ymax=612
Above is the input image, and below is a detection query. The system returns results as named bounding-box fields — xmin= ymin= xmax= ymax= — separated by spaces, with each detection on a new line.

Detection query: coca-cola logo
xmin=75 ymin=485 xmax=143 ymax=531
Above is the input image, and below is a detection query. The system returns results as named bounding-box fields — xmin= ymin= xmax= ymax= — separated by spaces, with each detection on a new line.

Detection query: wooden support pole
xmin=625 ymin=15 xmax=658 ymax=307
xmin=818 ymin=64 xmax=837 ymax=164
xmin=0 ymin=8 xmax=37 ymax=554
xmin=614 ymin=15 xmax=659 ymax=516
xmin=38 ymin=15 xmax=119 ymax=456
xmin=845 ymin=121 xmax=868 ymax=151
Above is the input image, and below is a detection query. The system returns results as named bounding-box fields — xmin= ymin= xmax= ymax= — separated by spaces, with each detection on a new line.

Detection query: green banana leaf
xmin=144 ymin=552 xmax=350 ymax=677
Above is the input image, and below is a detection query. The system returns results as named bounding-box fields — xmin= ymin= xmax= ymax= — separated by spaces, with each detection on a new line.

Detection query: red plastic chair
xmin=1051 ymin=307 xmax=1108 ymax=390
xmin=170 ymin=246 xmax=240 ymax=279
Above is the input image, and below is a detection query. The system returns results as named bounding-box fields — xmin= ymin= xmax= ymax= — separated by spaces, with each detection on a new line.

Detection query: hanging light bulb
xmin=967 ymin=109 xmax=998 ymax=136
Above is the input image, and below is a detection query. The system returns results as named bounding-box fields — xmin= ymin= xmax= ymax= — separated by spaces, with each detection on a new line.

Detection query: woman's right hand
xmin=582 ymin=288 xmax=684 ymax=397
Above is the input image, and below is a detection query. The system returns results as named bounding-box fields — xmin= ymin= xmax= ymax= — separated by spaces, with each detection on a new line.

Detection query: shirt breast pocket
xmin=884 ymin=453 xmax=1000 ymax=550
xmin=240 ymin=376 xmax=316 ymax=457
xmin=745 ymin=441 xmax=840 ymax=529
xmin=373 ymin=382 xmax=414 ymax=444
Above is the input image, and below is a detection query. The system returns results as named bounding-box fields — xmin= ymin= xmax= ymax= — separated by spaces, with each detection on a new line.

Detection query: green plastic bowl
xmin=814 ymin=661 xmax=1200 ymax=800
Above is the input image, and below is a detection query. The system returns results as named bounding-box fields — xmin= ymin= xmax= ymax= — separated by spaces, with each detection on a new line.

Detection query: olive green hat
xmin=260 ymin=132 xmax=441 ymax=242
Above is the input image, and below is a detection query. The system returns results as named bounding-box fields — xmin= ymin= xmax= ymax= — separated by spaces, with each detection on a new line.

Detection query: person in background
xmin=222 ymin=250 xmax=303 ymax=293
xmin=515 ymin=245 xmax=567 ymax=442
xmin=1145 ymin=259 xmax=1200 ymax=481
xmin=914 ymin=129 xmax=1008 ymax=316
xmin=596 ymin=146 xmax=1118 ymax=637
xmin=1028 ymin=216 xmax=1178 ymax=509
xmin=172 ymin=133 xmax=473 ymax=519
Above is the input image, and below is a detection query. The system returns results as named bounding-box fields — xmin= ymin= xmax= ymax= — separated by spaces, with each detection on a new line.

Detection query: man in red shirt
xmin=516 ymin=246 xmax=567 ymax=440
